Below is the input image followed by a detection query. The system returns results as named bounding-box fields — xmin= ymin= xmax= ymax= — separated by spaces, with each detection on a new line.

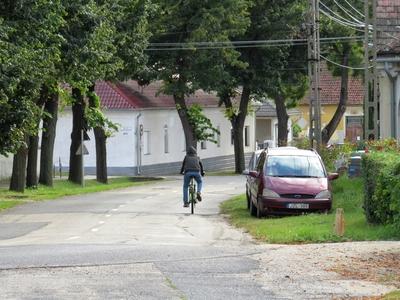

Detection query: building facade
xmin=53 ymin=81 xmax=256 ymax=176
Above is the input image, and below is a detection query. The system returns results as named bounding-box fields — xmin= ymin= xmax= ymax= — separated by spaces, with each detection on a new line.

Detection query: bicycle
xmin=188 ymin=176 xmax=197 ymax=214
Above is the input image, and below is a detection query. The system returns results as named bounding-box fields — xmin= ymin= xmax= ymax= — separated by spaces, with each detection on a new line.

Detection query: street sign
xmin=76 ymin=143 xmax=89 ymax=155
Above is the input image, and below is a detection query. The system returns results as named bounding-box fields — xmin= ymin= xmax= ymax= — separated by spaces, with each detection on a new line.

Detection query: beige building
xmin=292 ymin=64 xmax=364 ymax=144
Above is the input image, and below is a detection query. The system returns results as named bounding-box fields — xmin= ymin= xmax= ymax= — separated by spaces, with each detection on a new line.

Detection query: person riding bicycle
xmin=180 ymin=146 xmax=205 ymax=207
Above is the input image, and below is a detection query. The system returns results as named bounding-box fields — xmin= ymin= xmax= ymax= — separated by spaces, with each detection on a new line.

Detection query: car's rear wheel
xmin=246 ymin=189 xmax=250 ymax=210
xmin=256 ymin=197 xmax=264 ymax=218
xmin=250 ymin=198 xmax=257 ymax=216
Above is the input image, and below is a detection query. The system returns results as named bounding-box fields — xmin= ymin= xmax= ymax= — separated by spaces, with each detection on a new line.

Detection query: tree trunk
xmin=26 ymin=87 xmax=48 ymax=188
xmin=174 ymin=93 xmax=196 ymax=150
xmin=39 ymin=89 xmax=59 ymax=186
xmin=68 ymin=88 xmax=86 ymax=184
xmin=88 ymin=84 xmax=108 ymax=183
xmin=219 ymin=86 xmax=250 ymax=174
xmin=26 ymin=135 xmax=40 ymax=188
xmin=274 ymin=94 xmax=289 ymax=146
xmin=321 ymin=47 xmax=350 ymax=145
xmin=9 ymin=136 xmax=29 ymax=192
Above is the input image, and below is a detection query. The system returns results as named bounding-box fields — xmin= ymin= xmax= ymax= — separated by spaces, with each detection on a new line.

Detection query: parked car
xmin=243 ymin=147 xmax=339 ymax=217
xmin=244 ymin=149 xmax=264 ymax=209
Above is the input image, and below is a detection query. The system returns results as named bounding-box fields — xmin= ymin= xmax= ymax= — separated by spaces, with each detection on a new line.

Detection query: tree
xmin=59 ymin=0 xmax=122 ymax=184
xmin=319 ymin=0 xmax=364 ymax=144
xmin=146 ymin=0 xmax=250 ymax=149
xmin=0 ymin=0 xmax=64 ymax=191
xmin=216 ymin=0 xmax=306 ymax=172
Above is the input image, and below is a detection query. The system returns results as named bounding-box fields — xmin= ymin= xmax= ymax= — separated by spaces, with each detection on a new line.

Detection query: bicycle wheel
xmin=189 ymin=178 xmax=195 ymax=214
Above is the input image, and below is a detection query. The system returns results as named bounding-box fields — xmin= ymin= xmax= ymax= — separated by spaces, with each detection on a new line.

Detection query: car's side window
xmin=256 ymin=151 xmax=266 ymax=173
xmin=248 ymin=154 xmax=254 ymax=171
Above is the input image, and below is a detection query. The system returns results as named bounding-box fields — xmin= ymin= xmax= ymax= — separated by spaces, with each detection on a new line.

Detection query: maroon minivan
xmin=244 ymin=147 xmax=338 ymax=217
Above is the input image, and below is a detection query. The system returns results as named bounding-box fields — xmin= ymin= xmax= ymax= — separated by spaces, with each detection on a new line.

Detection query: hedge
xmin=362 ymin=152 xmax=400 ymax=229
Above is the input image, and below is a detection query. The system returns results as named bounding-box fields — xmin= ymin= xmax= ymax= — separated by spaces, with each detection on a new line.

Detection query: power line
xmin=320 ymin=1 xmax=363 ymax=26
xmin=343 ymin=0 xmax=365 ymax=18
xmin=320 ymin=54 xmax=372 ymax=70
xmin=332 ymin=0 xmax=364 ymax=25
xmin=146 ymin=36 xmax=364 ymax=51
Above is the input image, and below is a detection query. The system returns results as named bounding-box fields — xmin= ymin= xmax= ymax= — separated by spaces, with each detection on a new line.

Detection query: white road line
xmin=98 ymin=221 xmax=105 ymax=225
xmin=66 ymin=236 xmax=80 ymax=240
xmin=105 ymin=214 xmax=111 ymax=218
xmin=91 ymin=228 xmax=99 ymax=232
xmin=111 ymin=208 xmax=119 ymax=211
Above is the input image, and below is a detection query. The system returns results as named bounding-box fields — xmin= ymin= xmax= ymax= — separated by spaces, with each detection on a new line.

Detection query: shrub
xmin=362 ymin=151 xmax=400 ymax=229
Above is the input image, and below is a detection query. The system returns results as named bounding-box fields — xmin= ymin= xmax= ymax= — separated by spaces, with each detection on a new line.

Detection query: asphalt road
xmin=0 ymin=176 xmax=397 ymax=300
xmin=0 ymin=176 xmax=273 ymax=300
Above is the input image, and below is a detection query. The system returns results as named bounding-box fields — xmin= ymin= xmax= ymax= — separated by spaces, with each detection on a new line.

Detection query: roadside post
xmin=334 ymin=208 xmax=345 ymax=237
xmin=76 ymin=129 xmax=89 ymax=187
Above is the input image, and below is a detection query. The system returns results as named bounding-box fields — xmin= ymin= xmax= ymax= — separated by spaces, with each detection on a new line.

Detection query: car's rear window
xmin=265 ymin=155 xmax=325 ymax=178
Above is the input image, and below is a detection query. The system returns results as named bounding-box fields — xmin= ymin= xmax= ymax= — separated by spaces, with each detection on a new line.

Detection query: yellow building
xmin=291 ymin=64 xmax=364 ymax=144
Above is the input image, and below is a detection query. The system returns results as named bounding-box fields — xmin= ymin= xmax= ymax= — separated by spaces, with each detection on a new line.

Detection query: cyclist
xmin=180 ymin=146 xmax=205 ymax=207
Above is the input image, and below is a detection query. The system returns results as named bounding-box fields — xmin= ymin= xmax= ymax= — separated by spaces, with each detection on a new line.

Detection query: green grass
xmin=384 ymin=290 xmax=400 ymax=300
xmin=207 ymin=170 xmax=237 ymax=176
xmin=0 ymin=177 xmax=161 ymax=211
xmin=220 ymin=175 xmax=400 ymax=244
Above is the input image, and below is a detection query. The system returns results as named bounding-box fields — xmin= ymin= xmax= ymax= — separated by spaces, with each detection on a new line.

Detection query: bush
xmin=292 ymin=138 xmax=355 ymax=171
xmin=362 ymin=152 xmax=400 ymax=229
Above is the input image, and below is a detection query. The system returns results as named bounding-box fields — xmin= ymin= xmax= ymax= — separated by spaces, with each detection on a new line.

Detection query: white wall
xmin=379 ymin=74 xmax=393 ymax=139
xmin=139 ymin=107 xmax=255 ymax=165
xmin=0 ymin=155 xmax=13 ymax=180
xmin=54 ymin=109 xmax=138 ymax=169
xmin=54 ymin=106 xmax=255 ymax=171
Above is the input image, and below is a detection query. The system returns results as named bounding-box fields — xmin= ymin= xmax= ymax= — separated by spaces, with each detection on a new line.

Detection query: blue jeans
xmin=183 ymin=171 xmax=202 ymax=204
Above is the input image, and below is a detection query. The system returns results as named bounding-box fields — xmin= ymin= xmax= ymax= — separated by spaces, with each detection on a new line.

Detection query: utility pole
xmin=364 ymin=0 xmax=379 ymax=140
xmin=307 ymin=0 xmax=322 ymax=151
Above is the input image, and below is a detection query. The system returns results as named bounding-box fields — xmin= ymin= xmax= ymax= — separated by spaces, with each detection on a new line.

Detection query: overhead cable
xmin=320 ymin=54 xmax=372 ymax=70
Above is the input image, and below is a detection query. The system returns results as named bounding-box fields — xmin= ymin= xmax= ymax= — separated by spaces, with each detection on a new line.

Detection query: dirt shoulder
xmin=249 ymin=241 xmax=400 ymax=299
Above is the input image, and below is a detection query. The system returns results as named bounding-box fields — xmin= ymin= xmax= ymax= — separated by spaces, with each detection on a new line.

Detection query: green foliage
xmin=291 ymin=123 xmax=302 ymax=138
xmin=362 ymin=151 xmax=400 ymax=230
xmin=86 ymin=90 xmax=120 ymax=137
xmin=0 ymin=0 xmax=64 ymax=155
xmin=187 ymin=104 xmax=220 ymax=143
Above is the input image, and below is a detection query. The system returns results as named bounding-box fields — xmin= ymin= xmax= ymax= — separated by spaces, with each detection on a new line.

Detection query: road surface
xmin=0 ymin=176 xmax=397 ymax=299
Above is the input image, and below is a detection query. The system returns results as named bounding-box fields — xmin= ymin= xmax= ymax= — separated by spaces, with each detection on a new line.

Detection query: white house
xmin=255 ymin=101 xmax=298 ymax=148
xmin=376 ymin=1 xmax=400 ymax=140
xmin=53 ymin=81 xmax=256 ymax=176
xmin=0 ymin=155 xmax=13 ymax=180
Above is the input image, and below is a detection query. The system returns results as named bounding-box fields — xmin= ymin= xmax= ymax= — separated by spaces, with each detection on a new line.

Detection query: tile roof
xmin=116 ymin=80 xmax=220 ymax=109
xmin=95 ymin=81 xmax=137 ymax=109
xmin=301 ymin=63 xmax=363 ymax=105
xmin=256 ymin=101 xmax=300 ymax=117
xmin=376 ymin=0 xmax=400 ymax=54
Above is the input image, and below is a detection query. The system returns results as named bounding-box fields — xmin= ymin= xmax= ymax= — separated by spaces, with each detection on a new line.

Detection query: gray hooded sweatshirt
xmin=180 ymin=146 xmax=204 ymax=174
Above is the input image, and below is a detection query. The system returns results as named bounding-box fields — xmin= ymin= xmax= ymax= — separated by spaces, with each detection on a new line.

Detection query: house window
xmin=143 ymin=131 xmax=151 ymax=155
xmin=201 ymin=141 xmax=207 ymax=149
xmin=164 ymin=125 xmax=169 ymax=153
xmin=244 ymin=126 xmax=250 ymax=147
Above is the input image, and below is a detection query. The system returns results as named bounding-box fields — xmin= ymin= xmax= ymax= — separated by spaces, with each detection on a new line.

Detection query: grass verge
xmin=220 ymin=175 xmax=400 ymax=244
xmin=0 ymin=177 xmax=161 ymax=211
xmin=384 ymin=290 xmax=400 ymax=300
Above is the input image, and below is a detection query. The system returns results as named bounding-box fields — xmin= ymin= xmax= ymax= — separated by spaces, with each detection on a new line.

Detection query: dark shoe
xmin=197 ymin=192 xmax=202 ymax=202
xmin=183 ymin=202 xmax=189 ymax=207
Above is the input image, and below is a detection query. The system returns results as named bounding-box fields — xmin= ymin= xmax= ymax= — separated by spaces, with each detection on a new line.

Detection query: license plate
xmin=287 ymin=203 xmax=309 ymax=209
